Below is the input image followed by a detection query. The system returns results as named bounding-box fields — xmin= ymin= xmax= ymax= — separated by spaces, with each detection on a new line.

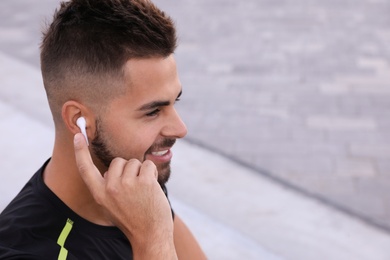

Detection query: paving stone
xmin=306 ymin=116 xmax=377 ymax=130
xmin=335 ymin=159 xmax=377 ymax=179
xmin=377 ymin=160 xmax=390 ymax=175
xmin=349 ymin=144 xmax=390 ymax=159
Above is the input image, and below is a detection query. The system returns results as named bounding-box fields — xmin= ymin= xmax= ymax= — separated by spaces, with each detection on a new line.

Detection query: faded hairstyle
xmin=40 ymin=0 xmax=177 ymax=125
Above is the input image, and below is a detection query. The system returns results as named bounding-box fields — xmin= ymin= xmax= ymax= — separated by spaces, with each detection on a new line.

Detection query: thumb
xmin=74 ymin=133 xmax=104 ymax=197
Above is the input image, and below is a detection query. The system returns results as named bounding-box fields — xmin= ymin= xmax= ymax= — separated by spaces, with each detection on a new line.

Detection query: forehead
xmin=132 ymin=55 xmax=179 ymax=91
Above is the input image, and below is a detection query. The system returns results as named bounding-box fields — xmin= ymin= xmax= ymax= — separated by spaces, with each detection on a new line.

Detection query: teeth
xmin=152 ymin=150 xmax=168 ymax=156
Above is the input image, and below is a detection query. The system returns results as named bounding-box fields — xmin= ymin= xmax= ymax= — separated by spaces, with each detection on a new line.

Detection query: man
xmin=0 ymin=0 xmax=206 ymax=259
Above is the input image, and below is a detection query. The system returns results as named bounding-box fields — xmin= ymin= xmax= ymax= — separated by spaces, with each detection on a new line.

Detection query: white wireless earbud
xmin=76 ymin=117 xmax=89 ymax=146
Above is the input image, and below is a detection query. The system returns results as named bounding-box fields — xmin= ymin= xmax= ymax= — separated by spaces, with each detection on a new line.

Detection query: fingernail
xmin=74 ymin=133 xmax=82 ymax=147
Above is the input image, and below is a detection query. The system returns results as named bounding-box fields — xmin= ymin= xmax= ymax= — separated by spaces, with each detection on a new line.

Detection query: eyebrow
xmin=137 ymin=90 xmax=182 ymax=111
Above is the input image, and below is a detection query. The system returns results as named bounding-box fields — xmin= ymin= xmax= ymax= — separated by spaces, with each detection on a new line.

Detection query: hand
xmin=73 ymin=133 xmax=177 ymax=259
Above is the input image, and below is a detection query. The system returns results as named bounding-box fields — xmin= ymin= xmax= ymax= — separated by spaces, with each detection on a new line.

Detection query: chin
xmin=157 ymin=162 xmax=171 ymax=185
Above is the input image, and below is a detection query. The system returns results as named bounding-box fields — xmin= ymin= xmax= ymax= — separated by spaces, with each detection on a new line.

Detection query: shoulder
xmin=0 ymin=161 xmax=64 ymax=259
xmin=173 ymin=214 xmax=207 ymax=260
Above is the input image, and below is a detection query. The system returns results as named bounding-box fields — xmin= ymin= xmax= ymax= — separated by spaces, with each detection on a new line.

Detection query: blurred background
xmin=1 ymin=0 xmax=390 ymax=259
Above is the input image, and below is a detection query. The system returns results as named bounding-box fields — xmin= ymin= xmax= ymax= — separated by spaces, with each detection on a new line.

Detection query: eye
xmin=146 ymin=109 xmax=160 ymax=117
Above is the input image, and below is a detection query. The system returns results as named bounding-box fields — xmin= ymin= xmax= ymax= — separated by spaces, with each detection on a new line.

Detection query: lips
xmin=146 ymin=149 xmax=172 ymax=164
xmin=145 ymin=139 xmax=176 ymax=163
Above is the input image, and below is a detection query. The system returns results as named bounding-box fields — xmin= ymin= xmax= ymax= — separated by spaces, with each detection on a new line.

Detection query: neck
xmin=44 ymin=134 xmax=112 ymax=226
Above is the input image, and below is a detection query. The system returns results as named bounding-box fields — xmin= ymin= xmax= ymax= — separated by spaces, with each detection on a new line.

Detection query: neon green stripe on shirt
xmin=57 ymin=218 xmax=74 ymax=260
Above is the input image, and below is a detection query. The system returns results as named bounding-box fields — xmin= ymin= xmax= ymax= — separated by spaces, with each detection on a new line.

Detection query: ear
xmin=61 ymin=101 xmax=96 ymax=140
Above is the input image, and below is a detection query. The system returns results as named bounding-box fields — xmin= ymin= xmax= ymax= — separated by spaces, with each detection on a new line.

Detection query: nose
xmin=162 ymin=107 xmax=188 ymax=139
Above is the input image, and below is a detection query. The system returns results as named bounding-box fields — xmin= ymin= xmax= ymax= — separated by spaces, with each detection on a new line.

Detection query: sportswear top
xmin=0 ymin=159 xmax=172 ymax=260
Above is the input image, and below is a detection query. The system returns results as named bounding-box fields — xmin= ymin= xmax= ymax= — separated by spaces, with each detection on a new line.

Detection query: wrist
xmin=131 ymin=234 xmax=177 ymax=260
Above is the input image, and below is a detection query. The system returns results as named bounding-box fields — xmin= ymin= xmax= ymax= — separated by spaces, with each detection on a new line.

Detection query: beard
xmin=91 ymin=118 xmax=174 ymax=185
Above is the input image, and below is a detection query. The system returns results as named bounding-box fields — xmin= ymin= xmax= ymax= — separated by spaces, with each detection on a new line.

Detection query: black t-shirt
xmin=0 ymin=159 xmax=172 ymax=260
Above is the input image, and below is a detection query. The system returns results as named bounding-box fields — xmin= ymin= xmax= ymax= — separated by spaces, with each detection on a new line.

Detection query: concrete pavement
xmin=1 ymin=0 xmax=390 ymax=232
xmin=1 ymin=0 xmax=390 ymax=258
xmin=1 ymin=41 xmax=390 ymax=260
xmin=155 ymin=0 xmax=390 ymax=231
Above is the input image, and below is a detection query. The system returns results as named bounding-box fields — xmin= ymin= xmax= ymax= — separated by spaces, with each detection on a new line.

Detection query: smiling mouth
xmin=145 ymin=139 xmax=176 ymax=162
xmin=151 ymin=150 xmax=169 ymax=156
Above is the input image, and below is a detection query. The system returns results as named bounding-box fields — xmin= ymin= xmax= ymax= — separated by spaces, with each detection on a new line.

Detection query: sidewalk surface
xmin=1 ymin=0 xmax=390 ymax=259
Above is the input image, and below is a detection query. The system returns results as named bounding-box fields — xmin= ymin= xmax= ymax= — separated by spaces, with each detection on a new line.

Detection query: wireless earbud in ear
xmin=76 ymin=117 xmax=89 ymax=146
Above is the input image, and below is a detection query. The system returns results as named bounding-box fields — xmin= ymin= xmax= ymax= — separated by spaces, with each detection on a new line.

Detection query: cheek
xmin=112 ymin=124 xmax=159 ymax=157
xmin=133 ymin=127 xmax=159 ymax=150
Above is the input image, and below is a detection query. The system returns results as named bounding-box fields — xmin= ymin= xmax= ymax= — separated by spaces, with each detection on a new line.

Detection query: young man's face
xmin=91 ymin=55 xmax=187 ymax=184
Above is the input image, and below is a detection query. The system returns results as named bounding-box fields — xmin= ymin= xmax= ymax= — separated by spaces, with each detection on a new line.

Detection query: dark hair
xmin=40 ymin=0 xmax=177 ymax=124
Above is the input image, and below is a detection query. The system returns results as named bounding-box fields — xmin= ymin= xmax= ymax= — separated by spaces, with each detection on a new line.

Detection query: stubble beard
xmin=91 ymin=119 xmax=173 ymax=185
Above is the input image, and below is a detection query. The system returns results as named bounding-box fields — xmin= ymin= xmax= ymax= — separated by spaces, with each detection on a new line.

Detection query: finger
xmin=123 ymin=159 xmax=142 ymax=178
xmin=120 ymin=159 xmax=142 ymax=187
xmin=139 ymin=160 xmax=158 ymax=180
xmin=73 ymin=133 xmax=104 ymax=196
xmin=107 ymin=158 xmax=128 ymax=178
xmin=105 ymin=157 xmax=127 ymax=189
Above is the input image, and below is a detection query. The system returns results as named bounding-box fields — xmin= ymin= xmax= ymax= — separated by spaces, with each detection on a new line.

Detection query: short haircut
xmin=40 ymin=0 xmax=177 ymax=125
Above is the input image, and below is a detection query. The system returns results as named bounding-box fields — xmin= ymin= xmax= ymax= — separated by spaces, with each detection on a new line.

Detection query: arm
xmin=174 ymin=215 xmax=207 ymax=260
